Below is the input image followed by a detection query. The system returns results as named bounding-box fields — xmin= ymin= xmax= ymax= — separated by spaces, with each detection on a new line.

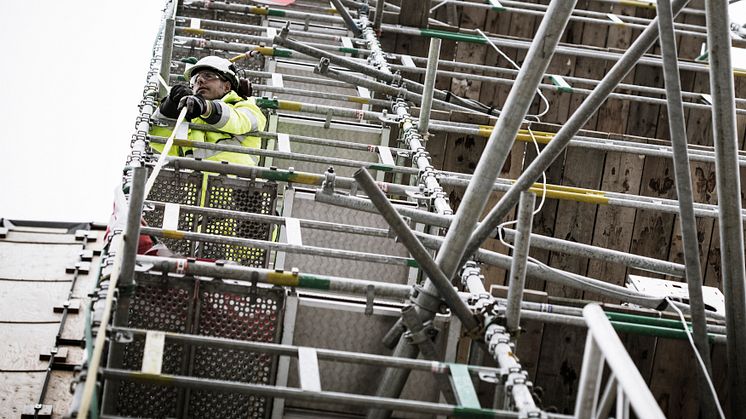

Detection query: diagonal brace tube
xmin=464 ymin=0 xmax=690 ymax=258
xmin=366 ymin=2 xmax=578 ymax=417
xmin=353 ymin=168 xmax=480 ymax=332
xmin=329 ymin=0 xmax=363 ymax=37
xmin=435 ymin=0 xmax=578 ymax=286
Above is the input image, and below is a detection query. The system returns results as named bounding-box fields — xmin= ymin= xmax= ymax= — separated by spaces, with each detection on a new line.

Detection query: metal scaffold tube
xmin=137 ymin=255 xmax=412 ymax=300
xmin=109 ymin=326 xmax=502 ymax=376
xmin=368 ymin=2 xmax=577 ymax=416
xmin=415 ymin=231 xmax=671 ymax=312
xmin=421 ymin=0 xmax=746 ymax=47
xmin=76 ymin=168 xmax=148 ymax=419
xmin=390 ymin=63 xmax=746 ymax=116
xmin=328 ymin=0 xmax=362 ymax=37
xmin=183 ymin=0 xmax=739 ymax=76
xmin=145 ymin=200 xmax=393 ymax=238
xmin=418 ymin=37 xmax=441 ymax=135
xmin=505 ymin=191 xmax=535 ymax=336
xmin=353 ymin=168 xmax=479 ymax=331
xmin=158 ymin=95 xmax=746 ymax=169
xmin=69 ymin=0 xmax=746 ymax=416
xmin=315 ymin=189 xmax=693 ymax=279
xmin=705 ymin=0 xmax=746 ymax=414
xmin=147 ymin=134 xmax=419 ymax=175
xmin=465 ymin=0 xmax=690 ymax=260
xmin=580 ymin=304 xmax=666 ymax=419
xmin=140 ymin=226 xmax=417 ymax=267
xmin=172 ymin=16 xmax=746 ymax=112
xmin=101 ymin=367 xmax=553 ymax=418
xmin=437 ymin=0 xmax=576 ymax=291
xmin=393 ymin=60 xmax=746 ymax=110
xmin=656 ymin=0 xmax=715 ymax=415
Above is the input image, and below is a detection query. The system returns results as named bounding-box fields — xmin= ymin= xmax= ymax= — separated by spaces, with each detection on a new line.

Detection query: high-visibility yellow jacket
xmin=151 ymin=91 xmax=266 ymax=166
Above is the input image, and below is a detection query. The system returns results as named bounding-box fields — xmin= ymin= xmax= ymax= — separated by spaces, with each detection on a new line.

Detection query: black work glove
xmin=158 ymin=84 xmax=193 ymax=118
xmin=178 ymin=94 xmax=209 ymax=121
xmin=169 ymin=84 xmax=193 ymax=102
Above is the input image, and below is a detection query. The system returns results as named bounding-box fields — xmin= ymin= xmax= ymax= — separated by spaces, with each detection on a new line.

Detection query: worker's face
xmin=190 ymin=70 xmax=231 ymax=100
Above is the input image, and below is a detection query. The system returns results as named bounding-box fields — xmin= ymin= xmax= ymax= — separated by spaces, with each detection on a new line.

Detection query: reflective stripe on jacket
xmin=150 ymin=91 xmax=266 ymax=166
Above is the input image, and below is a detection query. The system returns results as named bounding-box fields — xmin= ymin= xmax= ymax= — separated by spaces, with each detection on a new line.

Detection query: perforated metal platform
xmin=144 ymin=170 xmax=277 ymax=267
xmin=109 ymin=272 xmax=285 ymax=418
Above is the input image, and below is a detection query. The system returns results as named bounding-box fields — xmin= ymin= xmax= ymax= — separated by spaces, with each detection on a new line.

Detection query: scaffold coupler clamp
xmin=410 ymin=284 xmax=446 ymax=317
xmin=391 ymin=71 xmax=403 ymax=88
xmin=402 ymin=319 xmax=438 ymax=346
xmin=412 ymin=143 xmax=429 ymax=163
xmin=278 ymin=22 xmax=291 ymax=40
xmin=405 ymin=183 xmax=431 ymax=207
xmin=315 ymin=57 xmax=331 ymax=75
xmin=396 ymin=85 xmax=409 ymax=102
xmin=321 ymin=167 xmax=336 ymax=195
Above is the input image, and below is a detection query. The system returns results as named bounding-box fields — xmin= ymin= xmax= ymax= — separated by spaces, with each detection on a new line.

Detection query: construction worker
xmin=151 ymin=55 xmax=266 ymax=166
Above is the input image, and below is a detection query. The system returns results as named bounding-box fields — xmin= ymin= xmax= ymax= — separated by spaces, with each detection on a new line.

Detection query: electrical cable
xmin=666 ymin=297 xmax=726 ymax=419
xmin=476 ymin=28 xmax=552 ymax=120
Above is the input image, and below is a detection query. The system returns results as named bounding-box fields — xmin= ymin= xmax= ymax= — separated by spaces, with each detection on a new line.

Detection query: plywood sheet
xmin=0 ymin=323 xmax=83 ymax=371
xmin=0 ymin=242 xmax=81 ymax=281
xmin=0 ymin=371 xmax=75 ymax=419
xmin=0 ymin=281 xmax=72 ymax=322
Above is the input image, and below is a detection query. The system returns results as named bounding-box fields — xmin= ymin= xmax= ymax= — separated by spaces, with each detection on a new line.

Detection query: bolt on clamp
xmin=315 ymin=57 xmax=330 ymax=74
xmin=320 ymin=167 xmax=336 ymax=194
xmin=410 ymin=284 xmax=445 ymax=316
xmin=391 ymin=71 xmax=402 ymax=86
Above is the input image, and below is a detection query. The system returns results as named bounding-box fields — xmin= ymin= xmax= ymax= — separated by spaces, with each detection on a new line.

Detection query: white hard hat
xmin=184 ymin=56 xmax=239 ymax=90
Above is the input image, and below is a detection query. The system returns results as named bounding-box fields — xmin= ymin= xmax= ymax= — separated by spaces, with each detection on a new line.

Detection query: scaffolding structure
xmin=54 ymin=0 xmax=746 ymax=417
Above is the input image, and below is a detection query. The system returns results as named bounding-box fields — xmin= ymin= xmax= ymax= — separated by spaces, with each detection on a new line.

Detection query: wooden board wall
xmin=385 ymin=0 xmax=745 ymax=415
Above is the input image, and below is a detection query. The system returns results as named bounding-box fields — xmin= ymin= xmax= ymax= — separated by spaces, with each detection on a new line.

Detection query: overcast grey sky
xmin=0 ymin=1 xmax=163 ymax=223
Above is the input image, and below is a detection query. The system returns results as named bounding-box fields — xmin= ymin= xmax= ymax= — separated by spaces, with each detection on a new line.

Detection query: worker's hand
xmin=178 ymin=95 xmax=208 ymax=120
xmin=169 ymin=84 xmax=193 ymax=103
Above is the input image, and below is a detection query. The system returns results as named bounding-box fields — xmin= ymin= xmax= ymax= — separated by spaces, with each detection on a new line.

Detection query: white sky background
xmin=0 ymin=1 xmax=164 ymax=223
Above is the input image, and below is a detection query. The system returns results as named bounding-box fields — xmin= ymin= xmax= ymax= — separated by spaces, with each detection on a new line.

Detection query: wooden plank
xmin=448 ymin=2 xmax=488 ymax=101
xmin=532 ymin=325 xmax=588 ymax=412
xmin=665 ymin=0 xmax=713 ymax=285
xmin=626 ymin=71 xmax=676 ymax=278
xmin=0 ymin=371 xmax=76 ymax=419
xmin=532 ymin=5 xmax=609 ymax=412
xmin=627 ymin=5 xmax=700 ymax=418
xmin=648 ymin=339 xmax=701 ymax=419
xmin=479 ymin=0 xmax=541 ymax=110
xmin=390 ymin=0 xmax=430 ymax=87
xmin=523 ymin=144 xmax=565 ymax=291
xmin=622 ymin=333 xmax=658 ymax=382
xmin=584 ymin=3 xmax=638 ymax=301
xmin=586 ymin=151 xmax=643 ymax=300
xmin=430 ymin=4 xmax=458 ymax=91
xmin=545 ymin=0 xmax=609 ymax=298
xmin=710 ymin=343 xmax=731 ymax=418
xmin=562 ymin=0 xmax=605 ymax=132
